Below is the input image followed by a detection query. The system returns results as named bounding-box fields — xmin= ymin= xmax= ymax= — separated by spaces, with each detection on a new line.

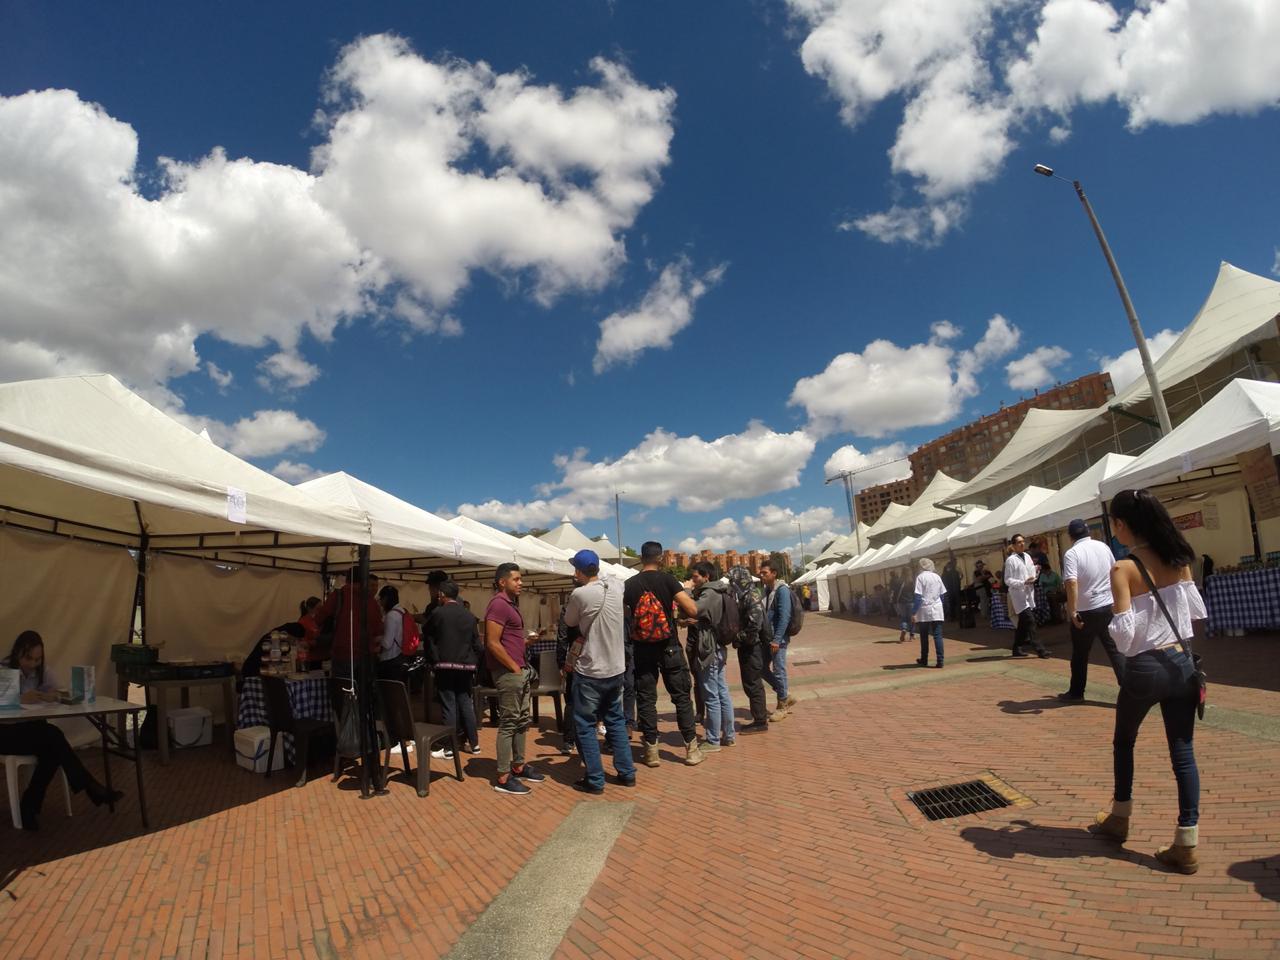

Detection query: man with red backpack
xmin=622 ymin=541 xmax=703 ymax=768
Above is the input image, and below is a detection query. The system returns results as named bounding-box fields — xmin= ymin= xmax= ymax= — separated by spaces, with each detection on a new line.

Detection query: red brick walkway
xmin=3 ymin=614 xmax=1278 ymax=959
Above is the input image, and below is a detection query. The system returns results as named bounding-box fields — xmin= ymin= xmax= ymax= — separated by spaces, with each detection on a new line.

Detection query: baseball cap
xmin=1068 ymin=519 xmax=1090 ymax=540
xmin=570 ymin=549 xmax=599 ymax=570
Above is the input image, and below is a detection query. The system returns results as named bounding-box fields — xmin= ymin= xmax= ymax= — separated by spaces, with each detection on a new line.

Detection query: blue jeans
xmin=1113 ymin=648 xmax=1200 ymax=826
xmin=917 ymin=621 xmax=943 ymax=664
xmin=699 ymin=648 xmax=735 ymax=745
xmin=763 ymin=642 xmax=788 ymax=700
xmin=572 ymin=672 xmax=636 ymax=789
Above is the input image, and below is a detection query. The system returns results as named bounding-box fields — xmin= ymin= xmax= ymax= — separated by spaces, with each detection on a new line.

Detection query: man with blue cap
xmin=563 ymin=549 xmax=637 ymax=793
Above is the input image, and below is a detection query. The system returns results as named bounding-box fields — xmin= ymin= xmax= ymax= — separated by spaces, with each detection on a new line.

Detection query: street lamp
xmin=1033 ymin=163 xmax=1172 ymax=435
xmin=796 ymin=519 xmax=807 ymax=570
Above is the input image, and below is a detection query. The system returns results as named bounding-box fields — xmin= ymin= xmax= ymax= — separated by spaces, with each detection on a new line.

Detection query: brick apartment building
xmin=661 ymin=548 xmax=766 ymax=575
xmin=855 ymin=371 xmax=1114 ymax=524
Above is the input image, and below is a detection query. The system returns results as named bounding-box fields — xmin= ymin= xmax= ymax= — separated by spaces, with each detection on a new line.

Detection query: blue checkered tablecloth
xmin=989 ymin=591 xmax=1014 ymax=630
xmin=1034 ymin=583 xmax=1051 ymax=626
xmin=1203 ymin=568 xmax=1280 ymax=634
xmin=237 ymin=675 xmax=333 ymax=763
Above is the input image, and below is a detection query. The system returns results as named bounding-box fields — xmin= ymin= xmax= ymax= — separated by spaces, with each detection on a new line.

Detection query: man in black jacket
xmin=424 ymin=581 xmax=482 ymax=757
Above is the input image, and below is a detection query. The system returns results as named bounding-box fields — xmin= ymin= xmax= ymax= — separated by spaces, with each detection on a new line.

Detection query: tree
xmin=768 ymin=550 xmax=793 ymax=578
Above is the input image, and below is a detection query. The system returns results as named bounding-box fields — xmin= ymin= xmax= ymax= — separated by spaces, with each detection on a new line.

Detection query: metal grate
xmin=907 ymin=780 xmax=1010 ymax=821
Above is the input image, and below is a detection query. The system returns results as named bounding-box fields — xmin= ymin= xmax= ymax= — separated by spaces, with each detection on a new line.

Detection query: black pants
xmin=0 ymin=720 xmax=93 ymax=813
xmin=736 ymin=640 xmax=769 ymax=723
xmin=623 ymin=640 xmax=636 ymax=726
xmin=1013 ymin=609 xmax=1045 ymax=654
xmin=434 ymin=669 xmax=478 ymax=750
xmin=633 ymin=639 xmax=697 ymax=745
xmin=1069 ymin=608 xmax=1124 ymax=695
xmin=376 ymin=656 xmax=405 ymax=683
xmin=686 ymin=635 xmax=705 ymax=723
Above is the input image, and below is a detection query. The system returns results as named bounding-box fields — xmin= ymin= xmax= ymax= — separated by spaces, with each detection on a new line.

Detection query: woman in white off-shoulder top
xmin=1092 ymin=489 xmax=1205 ymax=874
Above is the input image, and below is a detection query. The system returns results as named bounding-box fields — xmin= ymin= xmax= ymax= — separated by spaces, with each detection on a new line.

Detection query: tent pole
xmin=1101 ymin=503 xmax=1115 ymax=555
xmin=355 ymin=545 xmax=385 ymax=797
xmin=1246 ymin=495 xmax=1263 ymax=561
xmin=131 ymin=501 xmax=148 ymax=646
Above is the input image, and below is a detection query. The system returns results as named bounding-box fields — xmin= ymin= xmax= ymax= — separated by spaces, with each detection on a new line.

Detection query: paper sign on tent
xmin=227 ymin=487 xmax=248 ymax=524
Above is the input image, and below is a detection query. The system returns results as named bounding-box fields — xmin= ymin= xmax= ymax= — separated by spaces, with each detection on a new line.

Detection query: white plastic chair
xmin=3 ymin=754 xmax=73 ymax=829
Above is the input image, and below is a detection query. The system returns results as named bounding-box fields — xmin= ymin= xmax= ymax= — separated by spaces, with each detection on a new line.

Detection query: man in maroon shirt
xmin=484 ymin=563 xmax=546 ymax=795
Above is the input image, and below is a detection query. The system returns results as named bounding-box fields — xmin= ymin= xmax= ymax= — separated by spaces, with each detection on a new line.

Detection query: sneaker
xmin=493 ymin=777 xmax=530 ymax=796
xmin=560 ymin=742 xmax=577 ymax=756
xmin=642 ymin=742 xmax=661 ymax=767
xmin=1036 ymin=649 xmax=1051 ymax=659
xmin=700 ymin=741 xmax=722 ymax=754
xmin=430 ymin=747 xmax=454 ymax=760
xmin=468 ymin=743 xmax=482 ymax=755
xmin=512 ymin=764 xmax=546 ymax=783
xmin=722 ymin=738 xmax=737 ymax=747
xmin=934 ymin=662 xmax=944 ymax=669
xmin=1010 ymin=650 xmax=1030 ymax=658
xmin=572 ymin=778 xmax=604 ymax=795
xmin=769 ymin=709 xmax=788 ymax=722
xmin=614 ymin=773 xmax=637 ymax=787
xmin=915 ymin=658 xmax=927 ymax=667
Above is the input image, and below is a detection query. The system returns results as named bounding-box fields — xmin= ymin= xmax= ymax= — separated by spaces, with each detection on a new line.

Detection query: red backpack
xmin=630 ymin=590 xmax=672 ymax=643
xmin=400 ymin=609 xmax=422 ymax=657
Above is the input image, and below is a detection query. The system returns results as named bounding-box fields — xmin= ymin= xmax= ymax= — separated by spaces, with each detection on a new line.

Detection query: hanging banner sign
xmin=1237 ymin=445 xmax=1280 ymax=521
xmin=1173 ymin=511 xmax=1204 ymax=531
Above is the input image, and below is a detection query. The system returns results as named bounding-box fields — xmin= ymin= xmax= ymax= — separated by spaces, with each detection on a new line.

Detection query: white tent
xmin=814 ymin=572 xmax=831 ymax=611
xmin=862 ymin=534 xmax=921 ymax=576
xmin=864 ymin=501 xmax=910 ymax=541
xmin=537 ymin=516 xmax=623 ymax=561
xmin=1099 ymin=379 xmax=1280 ymax=498
xmin=1017 ymin=453 xmax=1137 ymax=534
xmin=451 ymin=515 xmax=573 ymax=577
xmin=948 ymin=486 xmax=1058 ymax=551
xmin=867 ymin=472 xmax=971 ymax=541
xmin=811 ymin=523 xmax=872 ymax=564
xmin=907 ymin=507 xmax=991 ymax=562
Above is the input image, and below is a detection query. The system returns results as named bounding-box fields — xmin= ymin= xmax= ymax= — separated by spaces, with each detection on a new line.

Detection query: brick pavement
xmin=2 ymin=613 xmax=1277 ymax=959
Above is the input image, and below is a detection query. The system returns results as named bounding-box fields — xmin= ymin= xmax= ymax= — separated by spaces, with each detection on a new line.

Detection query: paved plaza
xmin=2 ymin=613 xmax=1278 ymax=960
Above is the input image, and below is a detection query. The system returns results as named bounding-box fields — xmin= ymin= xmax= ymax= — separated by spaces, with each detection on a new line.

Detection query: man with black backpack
xmin=760 ymin=559 xmax=799 ymax=720
xmin=623 ymin=541 xmax=703 ymax=768
xmin=727 ymin=565 xmax=772 ymax=732
xmin=683 ymin=561 xmax=737 ymax=752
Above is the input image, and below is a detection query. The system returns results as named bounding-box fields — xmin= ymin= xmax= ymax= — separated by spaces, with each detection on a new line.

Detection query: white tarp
xmin=537 ymin=517 xmax=622 ymax=561
xmin=1100 ymin=379 xmax=1280 ymax=498
xmin=815 ymin=575 xmax=830 ymax=611
xmin=864 ymin=502 xmax=910 ymax=541
xmin=451 ymin=515 xmax=574 ymax=577
xmin=811 ymin=523 xmax=871 ymax=564
xmin=868 ymin=472 xmax=970 ymax=540
xmin=907 ymin=507 xmax=991 ymax=562
xmin=949 ymin=486 xmax=1058 ymax=551
xmin=1020 ymin=453 xmax=1137 ymax=533
xmin=862 ymin=534 xmax=921 ymax=576
xmin=0 ymin=374 xmax=370 ymax=551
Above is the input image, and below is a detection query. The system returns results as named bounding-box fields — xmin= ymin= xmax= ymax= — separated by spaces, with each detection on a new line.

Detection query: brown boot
xmin=642 ymin=741 xmax=661 ymax=768
xmin=1093 ymin=799 xmax=1131 ymax=842
xmin=684 ymin=739 xmax=704 ymax=766
xmin=785 ymin=695 xmax=797 ymax=708
xmin=769 ymin=700 xmax=788 ymax=722
xmin=1156 ymin=826 xmax=1199 ymax=874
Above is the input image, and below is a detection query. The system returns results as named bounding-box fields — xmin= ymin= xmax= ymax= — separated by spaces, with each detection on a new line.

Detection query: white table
xmin=0 ymin=696 xmax=149 ymax=828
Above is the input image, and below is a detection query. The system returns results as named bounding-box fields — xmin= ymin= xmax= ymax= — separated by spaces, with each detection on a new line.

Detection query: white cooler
xmin=234 ymin=725 xmax=286 ymax=772
xmin=167 ymin=706 xmax=213 ymax=749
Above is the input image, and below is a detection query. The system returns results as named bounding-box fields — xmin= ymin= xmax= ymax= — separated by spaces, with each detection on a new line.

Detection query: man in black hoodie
xmin=425 ymin=581 xmax=482 ymax=757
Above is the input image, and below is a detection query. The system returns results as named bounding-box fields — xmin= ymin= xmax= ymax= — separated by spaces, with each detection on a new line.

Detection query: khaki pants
xmin=494 ymin=666 xmax=531 ymax=776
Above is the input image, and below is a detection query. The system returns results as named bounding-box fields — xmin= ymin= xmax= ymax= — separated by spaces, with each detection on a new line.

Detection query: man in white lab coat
xmin=1004 ymin=533 xmax=1049 ymax=658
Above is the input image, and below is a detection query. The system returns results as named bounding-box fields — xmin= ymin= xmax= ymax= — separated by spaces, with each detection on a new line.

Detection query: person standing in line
xmin=1092 ymin=490 xmax=1206 ymax=874
xmin=1061 ymin=519 xmax=1126 ymax=700
xmin=375 ymin=585 xmax=410 ymax=682
xmin=623 ymin=542 xmax=703 ymax=768
xmin=314 ymin=567 xmax=384 ymax=680
xmin=424 ymin=580 xmax=482 ymax=758
xmin=563 ymin=550 xmax=637 ymax=794
xmin=760 ymin=558 xmax=796 ymax=720
xmin=941 ymin=559 xmax=962 ymax=621
xmin=727 ymin=565 xmax=772 ymax=733
xmin=1004 ymin=534 xmax=1049 ymax=658
xmin=484 ymin=563 xmax=546 ymax=795
xmin=911 ymin=558 xmax=947 ymax=668
xmin=893 ymin=568 xmax=914 ymax=643
xmin=684 ymin=561 xmax=736 ymax=752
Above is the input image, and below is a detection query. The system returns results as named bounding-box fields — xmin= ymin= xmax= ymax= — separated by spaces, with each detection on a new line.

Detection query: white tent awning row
xmin=863 ymin=502 xmax=910 ymax=540
xmin=867 ymin=471 xmax=971 ymax=541
xmin=1016 ymin=453 xmax=1136 ymax=534
xmin=948 ymin=486 xmax=1058 ymax=552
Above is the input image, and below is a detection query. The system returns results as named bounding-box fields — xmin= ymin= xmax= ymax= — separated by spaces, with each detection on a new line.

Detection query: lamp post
xmin=614 ymin=491 xmax=624 ymax=564
xmin=796 ymin=519 xmax=807 ymax=571
xmin=1033 ymin=163 xmax=1172 ymax=435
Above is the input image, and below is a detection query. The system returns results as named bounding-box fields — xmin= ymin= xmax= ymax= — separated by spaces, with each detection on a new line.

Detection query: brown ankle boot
xmin=1093 ymin=799 xmax=1132 ymax=842
xmin=1156 ymin=826 xmax=1199 ymax=874
xmin=642 ymin=741 xmax=661 ymax=768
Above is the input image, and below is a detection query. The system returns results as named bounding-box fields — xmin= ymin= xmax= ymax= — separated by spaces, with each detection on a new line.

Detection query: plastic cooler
xmin=234 ymin=725 xmax=286 ymax=772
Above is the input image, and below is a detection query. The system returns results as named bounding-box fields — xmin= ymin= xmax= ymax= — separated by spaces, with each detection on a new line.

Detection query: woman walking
xmin=893 ymin=568 xmax=913 ymax=643
xmin=911 ymin=559 xmax=946 ymax=668
xmin=1092 ymin=489 xmax=1206 ymax=874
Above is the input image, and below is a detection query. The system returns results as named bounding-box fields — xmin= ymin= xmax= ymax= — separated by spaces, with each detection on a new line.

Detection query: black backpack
xmin=713 ymin=590 xmax=741 ymax=646
xmin=785 ymin=586 xmax=805 ymax=637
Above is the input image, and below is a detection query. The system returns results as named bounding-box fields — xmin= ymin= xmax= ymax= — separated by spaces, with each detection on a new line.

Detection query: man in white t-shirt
xmin=563 ymin=549 xmax=636 ymax=794
xmin=1060 ymin=519 xmax=1125 ymax=700
xmin=1004 ymin=533 xmax=1049 ymax=658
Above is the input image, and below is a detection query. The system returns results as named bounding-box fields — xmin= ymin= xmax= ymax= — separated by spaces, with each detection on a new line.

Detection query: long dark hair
xmin=1109 ymin=489 xmax=1195 ymax=569
xmin=7 ymin=630 xmax=44 ymax=686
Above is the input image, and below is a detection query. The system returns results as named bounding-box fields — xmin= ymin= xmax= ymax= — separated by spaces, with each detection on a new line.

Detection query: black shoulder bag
xmin=1128 ymin=555 xmax=1207 ymax=719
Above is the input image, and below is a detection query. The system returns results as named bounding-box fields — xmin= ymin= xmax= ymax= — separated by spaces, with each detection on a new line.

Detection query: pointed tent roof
xmin=811 ymin=523 xmax=872 ymax=565
xmin=864 ymin=502 xmax=910 ymax=540
xmin=863 ymin=534 xmax=923 ymax=575
xmin=948 ymin=486 xmax=1057 ymax=551
xmin=872 ymin=471 xmax=970 ymax=538
xmin=1099 ymin=378 xmax=1280 ymax=498
xmin=840 ymin=542 xmax=895 ymax=575
xmin=450 ymin=515 xmax=572 ymax=577
xmin=537 ymin=518 xmax=622 ymax=560
xmin=907 ymin=506 xmax=991 ymax=562
xmin=947 ymin=262 xmax=1280 ymax=503
xmin=0 ymin=374 xmax=369 ymax=554
xmin=1016 ymin=453 xmax=1137 ymax=534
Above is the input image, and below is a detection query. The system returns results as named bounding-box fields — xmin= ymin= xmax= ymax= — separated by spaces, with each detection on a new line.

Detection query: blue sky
xmin=2 ymin=1 xmax=1278 ymax=557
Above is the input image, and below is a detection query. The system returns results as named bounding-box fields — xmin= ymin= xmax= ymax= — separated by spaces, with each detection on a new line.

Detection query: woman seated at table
xmin=1 ymin=631 xmax=122 ymax=831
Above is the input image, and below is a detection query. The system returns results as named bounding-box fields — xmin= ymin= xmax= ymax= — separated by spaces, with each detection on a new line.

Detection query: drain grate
xmin=907 ymin=780 xmax=1010 ymax=821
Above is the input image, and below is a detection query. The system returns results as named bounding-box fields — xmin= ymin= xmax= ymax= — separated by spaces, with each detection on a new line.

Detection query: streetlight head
xmin=1033 ymin=163 xmax=1054 ymax=177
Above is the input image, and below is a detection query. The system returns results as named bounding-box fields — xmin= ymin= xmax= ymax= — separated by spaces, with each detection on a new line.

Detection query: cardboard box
xmin=167 ymin=706 xmax=212 ymax=749
xmin=234 ymin=725 xmax=287 ymax=772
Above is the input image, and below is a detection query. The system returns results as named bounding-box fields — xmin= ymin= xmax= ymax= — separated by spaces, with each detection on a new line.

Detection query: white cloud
xmin=1099 ymin=327 xmax=1182 ymax=393
xmin=742 ymin=504 xmax=837 ymax=540
xmin=271 ymin=460 xmax=327 ymax=483
xmin=456 ymin=421 xmax=816 ymax=529
xmin=206 ymin=362 xmax=234 ymax=390
xmin=213 ymin=410 xmax=326 ymax=458
xmin=788 ymin=0 xmax=1280 ymax=245
xmin=822 ymin=442 xmax=912 ymax=490
xmin=677 ymin=518 xmax=743 ymax=553
xmin=1006 ymin=345 xmax=1071 ymax=389
xmin=1272 ymin=247 xmax=1280 ymax=277
xmin=257 ymin=351 xmax=322 ymax=391
xmin=593 ymin=260 xmax=726 ymax=372
xmin=790 ymin=315 xmax=1020 ymax=437
xmin=930 ymin=320 xmax=962 ymax=342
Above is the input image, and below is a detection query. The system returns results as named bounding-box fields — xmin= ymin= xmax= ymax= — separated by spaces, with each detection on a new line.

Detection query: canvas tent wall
xmin=814 ymin=573 xmax=831 ymax=611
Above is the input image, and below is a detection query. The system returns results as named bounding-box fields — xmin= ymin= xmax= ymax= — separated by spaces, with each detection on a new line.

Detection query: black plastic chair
xmin=262 ymin=676 xmax=329 ymax=788
xmin=377 ymin=679 xmax=463 ymax=797
xmin=529 ymin=649 xmax=563 ymax=728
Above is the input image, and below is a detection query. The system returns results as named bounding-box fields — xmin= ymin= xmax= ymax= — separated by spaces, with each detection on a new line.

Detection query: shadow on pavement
xmin=1228 ymin=856 xmax=1280 ymax=902
xmin=961 ymin=819 xmax=1157 ymax=868
xmin=882 ymin=663 xmax=927 ymax=671
xmin=998 ymin=697 xmax=1112 ymax=715
xmin=967 ymin=654 xmax=1014 ymax=663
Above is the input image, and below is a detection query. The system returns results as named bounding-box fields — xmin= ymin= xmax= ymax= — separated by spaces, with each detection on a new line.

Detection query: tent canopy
xmin=451 ymin=515 xmax=573 ymax=578
xmin=0 ymin=374 xmax=370 ymax=559
xmin=948 ymin=486 xmax=1057 ymax=551
xmin=1017 ymin=453 xmax=1136 ymax=534
xmin=864 ymin=502 xmax=910 ymax=540
xmin=910 ymin=506 xmax=991 ymax=561
xmin=863 ymin=534 xmax=922 ymax=575
xmin=869 ymin=471 xmax=970 ymax=541
xmin=811 ymin=523 xmax=872 ymax=565
xmin=1099 ymin=378 xmax=1280 ymax=498
xmin=537 ymin=517 xmax=622 ymax=561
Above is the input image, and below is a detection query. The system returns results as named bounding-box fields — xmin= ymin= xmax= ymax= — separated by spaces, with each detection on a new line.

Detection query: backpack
xmin=785 ymin=586 xmax=805 ymax=637
xmin=630 ymin=590 xmax=672 ymax=643
xmin=399 ymin=608 xmax=421 ymax=657
xmin=712 ymin=590 xmax=740 ymax=646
